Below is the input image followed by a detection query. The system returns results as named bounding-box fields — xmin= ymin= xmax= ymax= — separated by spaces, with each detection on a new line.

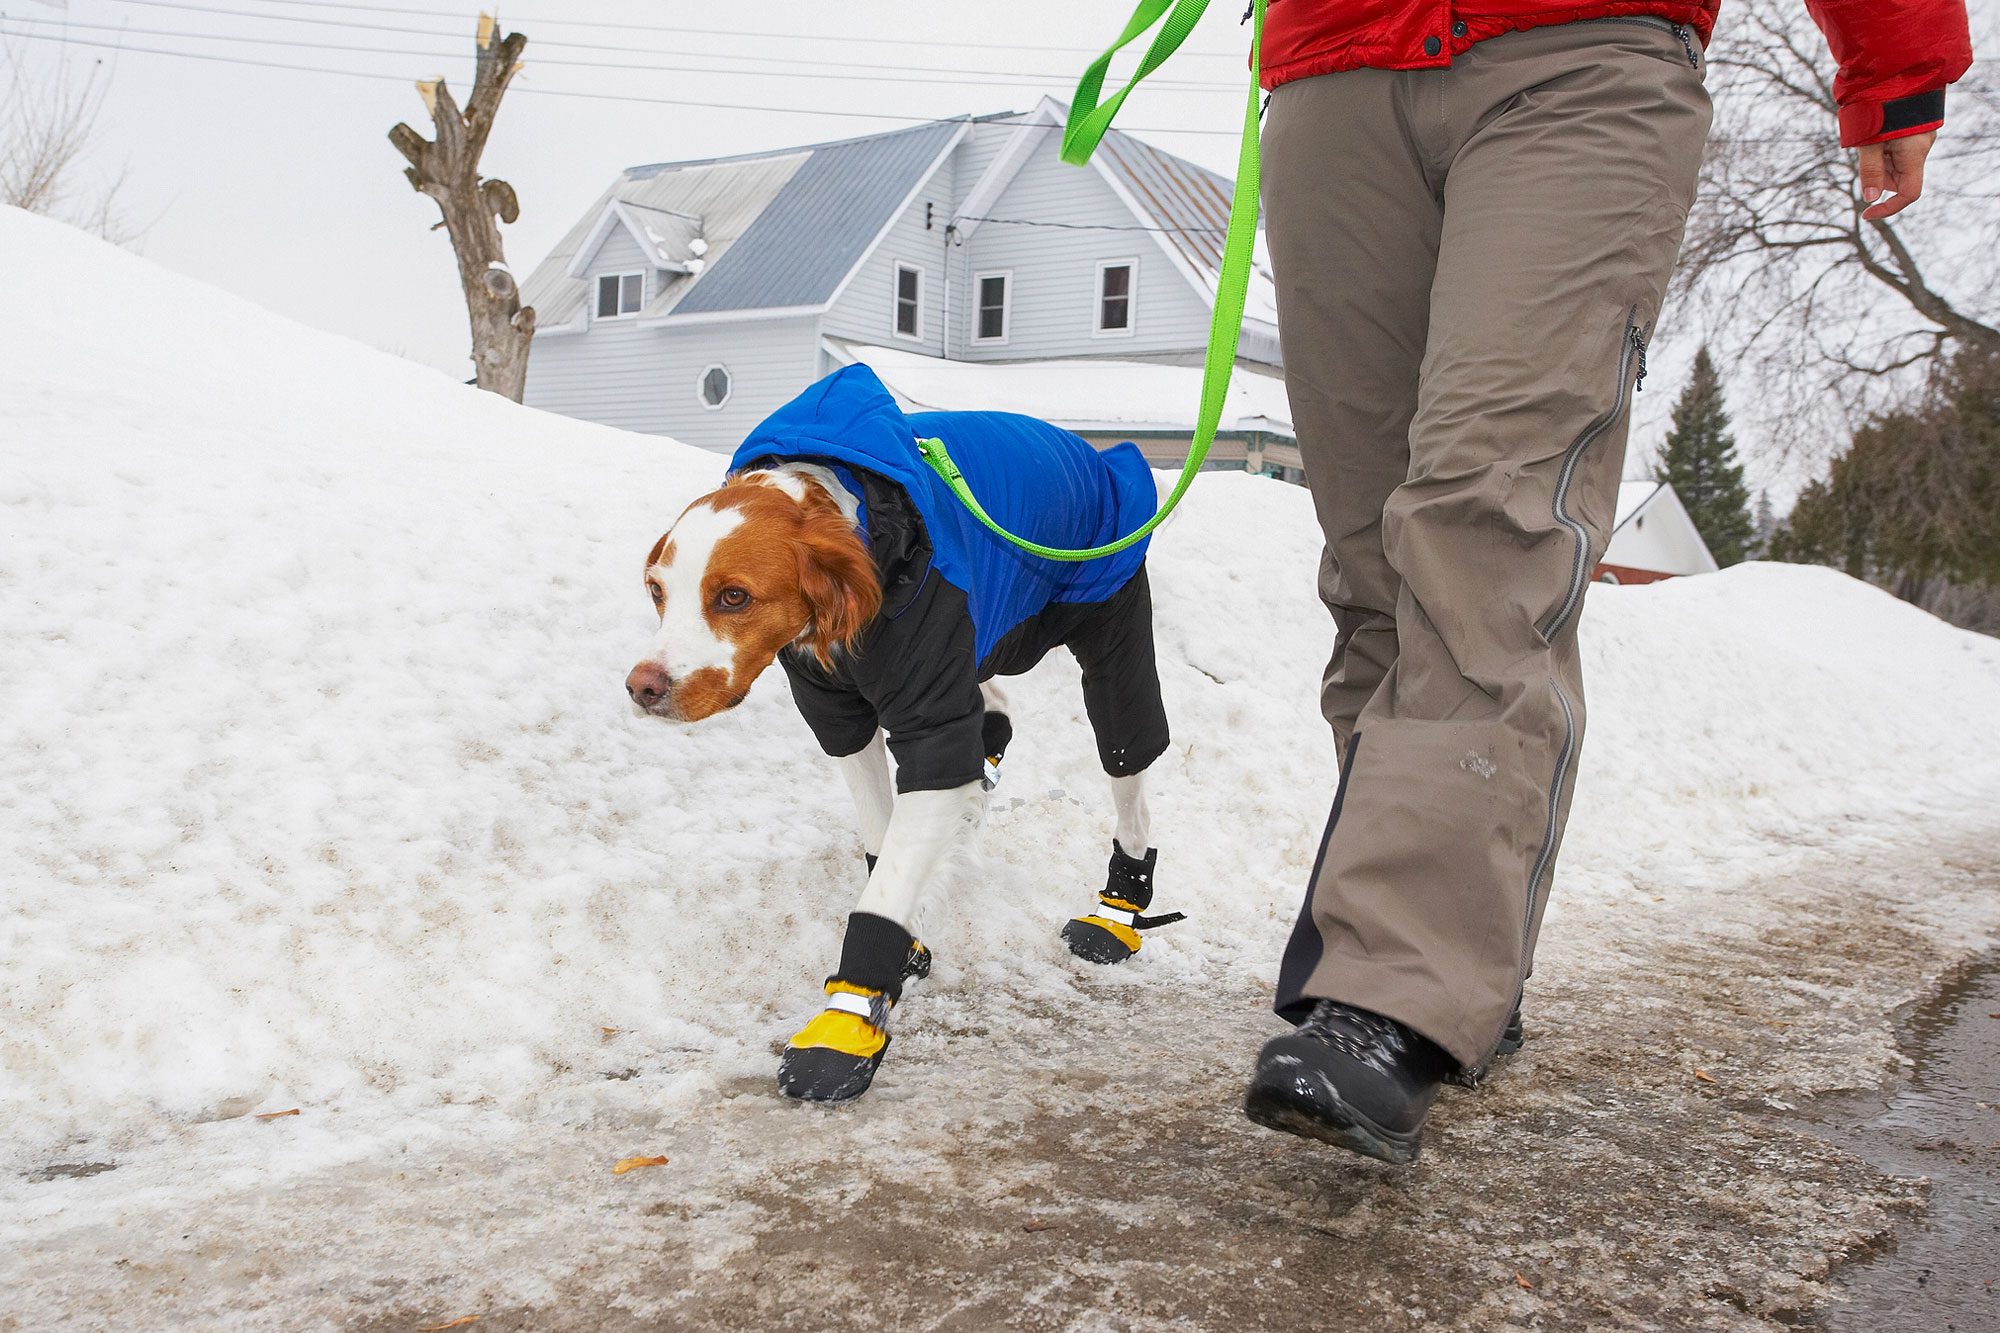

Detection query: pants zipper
xmin=1495 ymin=312 xmax=1645 ymax=1064
xmin=1581 ymin=15 xmax=1702 ymax=69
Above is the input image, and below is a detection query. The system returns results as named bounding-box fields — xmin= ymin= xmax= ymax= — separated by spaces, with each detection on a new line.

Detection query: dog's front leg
xmin=833 ymin=732 xmax=893 ymax=865
xmin=778 ymin=780 xmax=984 ymax=1103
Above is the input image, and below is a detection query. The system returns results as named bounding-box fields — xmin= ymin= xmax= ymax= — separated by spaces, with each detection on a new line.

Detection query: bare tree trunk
xmin=388 ymin=14 xmax=535 ymax=401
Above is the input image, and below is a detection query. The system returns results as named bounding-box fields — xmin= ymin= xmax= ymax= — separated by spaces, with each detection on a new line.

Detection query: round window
xmin=698 ymin=364 xmax=731 ymax=409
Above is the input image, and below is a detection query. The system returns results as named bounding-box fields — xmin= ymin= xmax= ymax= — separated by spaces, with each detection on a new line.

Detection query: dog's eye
xmin=716 ymin=586 xmax=751 ymax=610
xmin=647 ymin=582 xmax=664 ymax=611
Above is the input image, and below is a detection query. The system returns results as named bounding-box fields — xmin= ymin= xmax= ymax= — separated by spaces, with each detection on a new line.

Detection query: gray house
xmin=520 ymin=99 xmax=1296 ymax=474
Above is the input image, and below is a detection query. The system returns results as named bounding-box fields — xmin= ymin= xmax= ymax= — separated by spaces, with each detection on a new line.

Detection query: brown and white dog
xmin=626 ymin=457 xmax=1173 ymax=1102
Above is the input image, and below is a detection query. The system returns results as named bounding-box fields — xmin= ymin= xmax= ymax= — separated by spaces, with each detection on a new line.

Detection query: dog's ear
xmin=795 ymin=508 xmax=881 ymax=668
xmin=644 ymin=532 xmax=670 ymax=576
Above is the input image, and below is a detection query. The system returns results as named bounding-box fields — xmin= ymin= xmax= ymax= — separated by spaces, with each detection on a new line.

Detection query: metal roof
xmin=670 ymin=120 xmax=962 ymax=315
xmin=521 ymin=119 xmax=963 ymax=328
xmin=1096 ymin=127 xmax=1235 ymax=281
xmin=519 ymin=151 xmax=811 ymax=329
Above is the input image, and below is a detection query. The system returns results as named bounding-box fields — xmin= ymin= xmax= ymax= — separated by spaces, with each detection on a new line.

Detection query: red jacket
xmin=1259 ymin=0 xmax=1973 ymax=146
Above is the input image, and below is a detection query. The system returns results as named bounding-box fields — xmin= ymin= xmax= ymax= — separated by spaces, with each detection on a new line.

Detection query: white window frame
xmin=972 ymin=269 xmax=1012 ymax=345
xmin=595 ymin=270 xmax=645 ymax=321
xmin=1093 ymin=257 xmax=1137 ymax=338
xmin=695 ymin=363 xmax=733 ymax=411
xmin=892 ymin=261 xmax=925 ymax=342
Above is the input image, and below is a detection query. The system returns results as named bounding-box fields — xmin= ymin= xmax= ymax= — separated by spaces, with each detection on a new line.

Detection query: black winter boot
xmin=1243 ymin=1000 xmax=1456 ymax=1165
xmin=1061 ymin=843 xmax=1185 ymax=964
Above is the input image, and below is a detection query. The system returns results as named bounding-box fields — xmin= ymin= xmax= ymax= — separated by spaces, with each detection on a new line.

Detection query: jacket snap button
xmin=1451 ymin=19 xmax=1467 ymax=37
xmin=1423 ymin=35 xmax=1442 ymax=56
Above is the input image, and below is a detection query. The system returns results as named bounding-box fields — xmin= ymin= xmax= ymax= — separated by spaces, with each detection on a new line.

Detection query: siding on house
xmin=523 ymin=316 xmax=820 ymax=448
xmin=947 ymin=134 xmax=1213 ymax=362
xmin=820 ymin=151 xmax=955 ymax=355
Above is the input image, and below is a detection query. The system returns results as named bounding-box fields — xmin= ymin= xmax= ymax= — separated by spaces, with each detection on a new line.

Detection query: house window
xmin=974 ymin=271 xmax=1010 ymax=343
xmin=697 ymin=364 xmax=732 ymax=410
xmin=596 ymin=271 xmax=644 ymax=319
xmin=1095 ymin=259 xmax=1135 ymax=335
xmin=893 ymin=262 xmax=923 ymax=340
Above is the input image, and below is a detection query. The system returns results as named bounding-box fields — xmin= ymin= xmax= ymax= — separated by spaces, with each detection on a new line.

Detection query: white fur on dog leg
xmin=834 ymin=732 xmax=893 ymax=859
xmin=856 ymin=780 xmax=985 ymax=934
xmin=1111 ymin=771 xmax=1151 ymax=860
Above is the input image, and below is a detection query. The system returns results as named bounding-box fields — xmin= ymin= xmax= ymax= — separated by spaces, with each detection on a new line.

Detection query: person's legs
xmin=1271 ymin=22 xmax=1710 ymax=1071
xmin=1262 ymin=67 xmax=1441 ymax=751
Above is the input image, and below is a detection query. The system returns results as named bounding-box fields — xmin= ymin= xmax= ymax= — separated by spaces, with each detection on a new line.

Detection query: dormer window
xmin=893 ymin=262 xmax=924 ymax=340
xmin=596 ymin=271 xmax=644 ymax=319
xmin=1095 ymin=259 xmax=1135 ymax=336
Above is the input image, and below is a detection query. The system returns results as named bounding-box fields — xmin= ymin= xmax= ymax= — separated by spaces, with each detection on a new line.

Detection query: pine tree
xmin=1654 ymin=347 xmax=1756 ymax=566
xmin=1751 ymin=490 xmax=1777 ymax=558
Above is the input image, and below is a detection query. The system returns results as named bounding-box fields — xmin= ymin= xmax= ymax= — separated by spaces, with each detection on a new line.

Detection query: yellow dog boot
xmin=778 ymin=980 xmax=892 ymax=1103
xmin=778 ymin=911 xmax=917 ymax=1103
xmin=1061 ymin=844 xmax=1186 ymax=965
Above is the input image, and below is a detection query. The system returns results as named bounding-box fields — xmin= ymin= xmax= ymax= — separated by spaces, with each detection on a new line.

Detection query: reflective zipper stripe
xmin=1521 ymin=684 xmax=1577 ymax=958
xmin=1091 ymin=904 xmax=1137 ymax=927
xmin=1493 ymin=314 xmax=1643 ymax=1064
xmin=1540 ymin=314 xmax=1643 ymax=641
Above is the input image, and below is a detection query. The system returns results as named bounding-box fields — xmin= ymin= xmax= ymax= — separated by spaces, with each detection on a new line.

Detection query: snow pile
xmin=4 ymin=207 xmax=1999 ymax=1172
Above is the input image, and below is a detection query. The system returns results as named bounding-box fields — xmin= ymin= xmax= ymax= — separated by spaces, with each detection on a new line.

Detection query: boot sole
xmin=1243 ymin=1067 xmax=1422 ymax=1166
xmin=777 ymin=1040 xmax=887 ymax=1104
xmin=1060 ymin=919 xmax=1134 ymax=966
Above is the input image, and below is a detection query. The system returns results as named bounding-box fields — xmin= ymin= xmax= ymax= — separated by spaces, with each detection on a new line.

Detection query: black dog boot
xmin=981 ymin=710 xmax=1013 ymax=791
xmin=1243 ymin=1000 xmax=1456 ymax=1165
xmin=778 ymin=912 xmax=913 ymax=1103
xmin=1061 ymin=843 xmax=1186 ymax=964
xmin=1445 ymin=1005 xmax=1525 ymax=1089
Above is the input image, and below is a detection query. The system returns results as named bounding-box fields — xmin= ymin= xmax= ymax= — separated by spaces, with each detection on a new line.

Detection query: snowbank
xmin=4 ymin=207 xmax=1998 ymax=1171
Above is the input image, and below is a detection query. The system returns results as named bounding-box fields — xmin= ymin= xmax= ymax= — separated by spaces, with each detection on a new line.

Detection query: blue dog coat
xmin=731 ymin=364 xmax=1169 ymax=792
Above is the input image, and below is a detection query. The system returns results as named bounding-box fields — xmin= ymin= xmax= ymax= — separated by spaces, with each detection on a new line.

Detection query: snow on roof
xmin=832 ymin=340 xmax=1293 ymax=437
xmin=1615 ymin=479 xmax=1665 ymax=529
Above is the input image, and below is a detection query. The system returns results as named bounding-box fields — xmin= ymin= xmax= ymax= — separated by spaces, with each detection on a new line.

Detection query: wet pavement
xmin=1799 ymin=952 xmax=2000 ymax=1332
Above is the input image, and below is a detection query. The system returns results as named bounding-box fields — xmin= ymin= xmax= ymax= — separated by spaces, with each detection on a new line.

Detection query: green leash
xmin=914 ymin=0 xmax=1267 ymax=562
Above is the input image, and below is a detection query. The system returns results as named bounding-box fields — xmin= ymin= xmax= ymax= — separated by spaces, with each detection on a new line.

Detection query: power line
xmin=229 ymin=0 xmax=1251 ymax=60
xmin=7 ymin=11 xmax=1232 ymax=91
xmin=99 ymin=0 xmax=1249 ymax=90
xmin=956 ymin=214 xmax=1225 ymax=235
xmin=0 ymin=25 xmax=1247 ymax=135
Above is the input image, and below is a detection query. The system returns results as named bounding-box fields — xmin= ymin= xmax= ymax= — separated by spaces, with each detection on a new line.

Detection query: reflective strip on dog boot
xmin=779 ymin=981 xmax=891 ymax=1103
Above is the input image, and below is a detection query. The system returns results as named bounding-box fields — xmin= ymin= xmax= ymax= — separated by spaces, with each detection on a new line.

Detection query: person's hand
xmin=1858 ymin=130 xmax=1936 ymax=221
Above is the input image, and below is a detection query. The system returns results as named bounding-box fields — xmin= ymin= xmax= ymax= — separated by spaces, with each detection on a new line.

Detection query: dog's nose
xmin=626 ymin=661 xmax=672 ymax=708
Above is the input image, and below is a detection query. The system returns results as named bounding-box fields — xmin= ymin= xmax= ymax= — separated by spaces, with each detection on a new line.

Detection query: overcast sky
xmin=5 ymin=0 xmax=1256 ymax=375
xmin=6 ymin=0 xmax=1988 ymax=486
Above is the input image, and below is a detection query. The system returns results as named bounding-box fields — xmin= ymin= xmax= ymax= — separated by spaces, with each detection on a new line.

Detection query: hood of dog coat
xmin=731 ymin=363 xmax=1158 ymax=662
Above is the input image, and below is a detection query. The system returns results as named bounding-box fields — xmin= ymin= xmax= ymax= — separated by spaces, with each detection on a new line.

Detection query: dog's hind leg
xmin=1111 ymin=770 xmax=1151 ymax=860
xmin=978 ymin=679 xmax=1013 ymax=788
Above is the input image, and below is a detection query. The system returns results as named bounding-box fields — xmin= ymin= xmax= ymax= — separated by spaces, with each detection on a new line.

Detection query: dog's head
xmin=625 ymin=470 xmax=881 ymax=722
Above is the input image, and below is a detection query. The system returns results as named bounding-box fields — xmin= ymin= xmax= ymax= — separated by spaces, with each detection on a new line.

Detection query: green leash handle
xmin=917 ymin=0 xmax=1267 ymax=563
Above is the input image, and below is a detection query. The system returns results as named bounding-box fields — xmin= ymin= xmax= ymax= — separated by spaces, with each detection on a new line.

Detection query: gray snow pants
xmin=1263 ymin=19 xmax=1711 ymax=1068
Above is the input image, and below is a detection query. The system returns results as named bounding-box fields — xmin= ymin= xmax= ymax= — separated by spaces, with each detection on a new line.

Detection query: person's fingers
xmin=1859 ymin=131 xmax=1935 ymax=221
xmin=1856 ymin=143 xmax=1888 ymax=204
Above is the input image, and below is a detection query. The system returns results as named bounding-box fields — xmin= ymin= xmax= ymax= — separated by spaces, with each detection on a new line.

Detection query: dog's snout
xmin=626 ymin=661 xmax=672 ymax=708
